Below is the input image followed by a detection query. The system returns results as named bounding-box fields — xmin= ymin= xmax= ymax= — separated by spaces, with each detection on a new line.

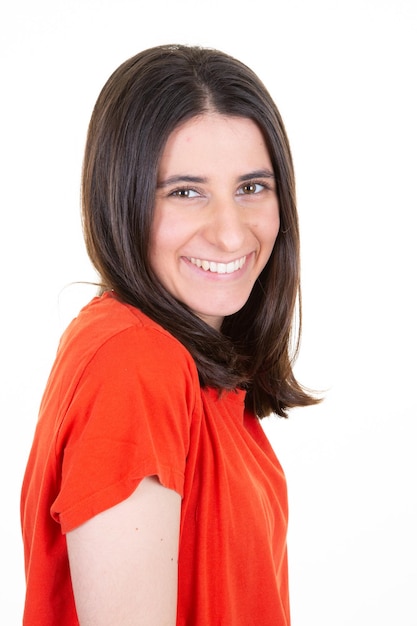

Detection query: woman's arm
xmin=66 ymin=476 xmax=181 ymax=625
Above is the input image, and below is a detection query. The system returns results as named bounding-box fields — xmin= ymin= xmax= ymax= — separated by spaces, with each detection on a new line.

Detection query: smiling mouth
xmin=188 ymin=256 xmax=247 ymax=274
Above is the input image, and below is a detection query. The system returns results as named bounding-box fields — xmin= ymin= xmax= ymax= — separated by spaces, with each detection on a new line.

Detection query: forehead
xmin=159 ymin=113 xmax=272 ymax=176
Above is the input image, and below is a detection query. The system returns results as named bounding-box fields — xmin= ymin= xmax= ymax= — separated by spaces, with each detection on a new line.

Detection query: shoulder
xmin=44 ymin=295 xmax=200 ymax=530
xmin=50 ymin=292 xmax=200 ymax=404
xmin=61 ymin=292 xmax=194 ymax=367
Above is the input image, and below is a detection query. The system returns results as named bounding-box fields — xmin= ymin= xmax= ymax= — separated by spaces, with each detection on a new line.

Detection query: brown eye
xmin=171 ymin=188 xmax=199 ymax=198
xmin=239 ymin=182 xmax=264 ymax=195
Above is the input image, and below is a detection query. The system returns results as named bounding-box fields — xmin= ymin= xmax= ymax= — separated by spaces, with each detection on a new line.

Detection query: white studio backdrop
xmin=1 ymin=0 xmax=416 ymax=624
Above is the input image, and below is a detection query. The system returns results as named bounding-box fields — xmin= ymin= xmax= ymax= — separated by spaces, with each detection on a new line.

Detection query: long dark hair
xmin=82 ymin=44 xmax=319 ymax=417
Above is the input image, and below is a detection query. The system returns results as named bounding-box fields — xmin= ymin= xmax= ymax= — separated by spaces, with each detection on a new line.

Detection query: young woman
xmin=21 ymin=44 xmax=319 ymax=625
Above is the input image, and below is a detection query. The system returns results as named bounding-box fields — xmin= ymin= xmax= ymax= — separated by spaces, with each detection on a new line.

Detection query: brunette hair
xmin=82 ymin=44 xmax=319 ymax=417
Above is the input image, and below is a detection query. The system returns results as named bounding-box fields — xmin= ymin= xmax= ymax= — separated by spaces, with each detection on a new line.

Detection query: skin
xmin=66 ymin=113 xmax=279 ymax=625
xmin=151 ymin=113 xmax=280 ymax=330
xmin=67 ymin=477 xmax=181 ymax=625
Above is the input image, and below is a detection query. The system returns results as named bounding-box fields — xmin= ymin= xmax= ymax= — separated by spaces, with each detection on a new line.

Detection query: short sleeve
xmin=51 ymin=324 xmax=199 ymax=533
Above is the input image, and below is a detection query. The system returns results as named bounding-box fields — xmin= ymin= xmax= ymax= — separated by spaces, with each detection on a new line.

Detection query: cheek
xmin=148 ymin=214 xmax=188 ymax=283
xmin=261 ymin=211 xmax=280 ymax=250
xmin=149 ymin=210 xmax=175 ymax=260
xmin=257 ymin=214 xmax=279 ymax=271
xmin=272 ymin=212 xmax=280 ymax=239
xmin=148 ymin=219 xmax=168 ymax=281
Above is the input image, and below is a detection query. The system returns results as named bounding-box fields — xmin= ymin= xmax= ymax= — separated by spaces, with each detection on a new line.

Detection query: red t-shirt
xmin=21 ymin=293 xmax=290 ymax=625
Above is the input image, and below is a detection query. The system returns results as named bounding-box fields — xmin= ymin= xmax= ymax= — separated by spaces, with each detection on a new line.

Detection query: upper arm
xmin=66 ymin=476 xmax=181 ymax=626
xmin=53 ymin=325 xmax=198 ymax=533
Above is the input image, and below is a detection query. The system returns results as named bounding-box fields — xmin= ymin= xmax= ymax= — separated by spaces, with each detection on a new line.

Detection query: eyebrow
xmin=157 ymin=169 xmax=276 ymax=188
xmin=238 ymin=169 xmax=275 ymax=183
xmin=157 ymin=175 xmax=206 ymax=188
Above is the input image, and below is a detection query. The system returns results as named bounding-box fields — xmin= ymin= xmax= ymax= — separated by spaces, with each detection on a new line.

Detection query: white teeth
xmin=189 ymin=256 xmax=246 ymax=274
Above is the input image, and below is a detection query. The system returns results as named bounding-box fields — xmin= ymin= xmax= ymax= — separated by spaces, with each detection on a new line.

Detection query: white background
xmin=1 ymin=0 xmax=416 ymax=624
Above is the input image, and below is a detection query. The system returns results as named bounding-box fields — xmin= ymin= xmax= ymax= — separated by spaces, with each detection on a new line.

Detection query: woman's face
xmin=150 ymin=113 xmax=280 ymax=330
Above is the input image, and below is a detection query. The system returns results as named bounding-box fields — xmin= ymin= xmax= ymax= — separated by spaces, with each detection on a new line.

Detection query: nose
xmin=204 ymin=198 xmax=247 ymax=253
